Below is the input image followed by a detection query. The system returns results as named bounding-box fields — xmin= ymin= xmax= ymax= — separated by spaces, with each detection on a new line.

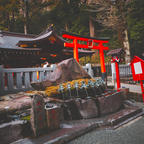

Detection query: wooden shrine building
xmin=0 ymin=28 xmax=94 ymax=67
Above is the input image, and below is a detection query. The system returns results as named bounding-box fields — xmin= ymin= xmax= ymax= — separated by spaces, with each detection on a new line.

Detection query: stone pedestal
xmin=97 ymin=91 xmax=124 ymax=116
xmin=63 ymin=99 xmax=82 ymax=120
xmin=75 ymin=98 xmax=98 ymax=119
xmin=119 ymin=88 xmax=129 ymax=99
xmin=45 ymin=105 xmax=60 ymax=130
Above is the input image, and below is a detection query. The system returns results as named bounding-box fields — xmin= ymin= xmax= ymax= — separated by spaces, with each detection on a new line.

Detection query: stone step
xmin=106 ymin=106 xmax=143 ymax=127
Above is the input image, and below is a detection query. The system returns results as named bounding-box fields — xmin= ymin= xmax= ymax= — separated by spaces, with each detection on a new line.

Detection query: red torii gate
xmin=62 ymin=32 xmax=109 ymax=80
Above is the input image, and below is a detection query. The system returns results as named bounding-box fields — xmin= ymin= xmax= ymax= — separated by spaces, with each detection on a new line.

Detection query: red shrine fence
xmin=0 ymin=64 xmax=93 ymax=95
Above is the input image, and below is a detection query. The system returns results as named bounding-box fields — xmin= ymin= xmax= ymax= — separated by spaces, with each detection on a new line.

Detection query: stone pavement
xmin=11 ymin=117 xmax=104 ymax=144
xmin=69 ymin=116 xmax=144 ymax=144
xmin=69 ymin=101 xmax=144 ymax=144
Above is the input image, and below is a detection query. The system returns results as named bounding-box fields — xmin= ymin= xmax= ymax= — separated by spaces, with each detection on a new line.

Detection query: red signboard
xmin=130 ymin=56 xmax=144 ymax=81
xmin=130 ymin=56 xmax=144 ymax=102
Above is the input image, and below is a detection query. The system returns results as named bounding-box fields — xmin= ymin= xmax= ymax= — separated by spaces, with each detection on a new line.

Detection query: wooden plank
xmin=24 ymin=72 xmax=31 ymax=88
xmin=3 ymin=67 xmax=53 ymax=73
xmin=39 ymin=71 xmax=44 ymax=82
xmin=16 ymin=72 xmax=23 ymax=89
xmin=7 ymin=72 xmax=14 ymax=91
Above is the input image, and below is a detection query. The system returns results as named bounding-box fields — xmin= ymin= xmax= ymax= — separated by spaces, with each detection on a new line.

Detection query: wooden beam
xmin=73 ymin=39 xmax=79 ymax=63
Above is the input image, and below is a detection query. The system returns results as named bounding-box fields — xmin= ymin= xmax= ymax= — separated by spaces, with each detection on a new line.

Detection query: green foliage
xmin=130 ymin=20 xmax=144 ymax=42
xmin=69 ymin=11 xmax=89 ymax=35
xmin=0 ymin=0 xmax=20 ymax=31
xmin=21 ymin=115 xmax=30 ymax=121
xmin=0 ymin=0 xmax=53 ymax=33
xmin=127 ymin=0 xmax=144 ymax=57
xmin=46 ymin=0 xmax=82 ymax=31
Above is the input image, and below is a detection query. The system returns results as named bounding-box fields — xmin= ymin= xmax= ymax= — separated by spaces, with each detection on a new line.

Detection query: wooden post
xmin=32 ymin=71 xmax=38 ymax=82
xmin=140 ymin=80 xmax=144 ymax=102
xmin=16 ymin=72 xmax=23 ymax=89
xmin=7 ymin=72 xmax=14 ymax=91
xmin=0 ymin=65 xmax=4 ymax=94
xmin=99 ymin=44 xmax=106 ymax=80
xmin=24 ymin=72 xmax=31 ymax=89
xmin=73 ymin=38 xmax=79 ymax=63
xmin=39 ymin=71 xmax=44 ymax=82
xmin=99 ymin=48 xmax=106 ymax=73
xmin=115 ymin=62 xmax=121 ymax=90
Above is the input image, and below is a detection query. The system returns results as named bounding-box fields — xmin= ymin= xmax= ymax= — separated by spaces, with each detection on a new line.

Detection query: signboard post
xmin=140 ymin=80 xmax=144 ymax=101
xmin=111 ymin=56 xmax=121 ymax=90
xmin=130 ymin=56 xmax=144 ymax=102
xmin=107 ymin=48 xmax=125 ymax=91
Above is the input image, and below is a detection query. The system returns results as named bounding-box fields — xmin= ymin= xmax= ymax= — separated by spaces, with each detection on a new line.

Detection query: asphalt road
xmin=69 ymin=116 xmax=144 ymax=144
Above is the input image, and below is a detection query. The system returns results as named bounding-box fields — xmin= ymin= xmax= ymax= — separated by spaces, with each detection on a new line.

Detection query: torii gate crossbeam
xmin=62 ymin=33 xmax=109 ymax=80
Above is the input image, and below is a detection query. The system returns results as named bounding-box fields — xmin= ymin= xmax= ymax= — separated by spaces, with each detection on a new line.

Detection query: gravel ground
xmin=69 ymin=116 xmax=144 ymax=144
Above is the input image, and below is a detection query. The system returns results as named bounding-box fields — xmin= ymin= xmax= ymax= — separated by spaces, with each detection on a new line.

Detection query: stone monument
xmin=30 ymin=94 xmax=47 ymax=137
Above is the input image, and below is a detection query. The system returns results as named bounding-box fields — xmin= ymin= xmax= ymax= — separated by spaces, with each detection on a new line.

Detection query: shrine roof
xmin=0 ymin=30 xmax=37 ymax=50
xmin=0 ymin=30 xmax=35 ymax=38
xmin=107 ymin=48 xmax=125 ymax=56
xmin=17 ymin=29 xmax=66 ymax=47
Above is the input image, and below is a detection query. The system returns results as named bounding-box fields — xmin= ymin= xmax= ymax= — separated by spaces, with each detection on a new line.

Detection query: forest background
xmin=0 ymin=0 xmax=143 ymax=65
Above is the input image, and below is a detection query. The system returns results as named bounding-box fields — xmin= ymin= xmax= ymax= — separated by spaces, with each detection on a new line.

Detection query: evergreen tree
xmin=0 ymin=0 xmax=20 ymax=31
xmin=127 ymin=0 xmax=144 ymax=58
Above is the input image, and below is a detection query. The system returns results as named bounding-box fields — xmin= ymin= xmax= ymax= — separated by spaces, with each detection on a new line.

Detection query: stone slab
xmin=63 ymin=99 xmax=82 ymax=120
xmin=0 ymin=120 xmax=31 ymax=144
xmin=107 ymin=106 xmax=143 ymax=126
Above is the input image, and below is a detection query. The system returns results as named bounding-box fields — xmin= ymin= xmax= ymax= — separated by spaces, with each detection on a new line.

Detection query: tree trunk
xmin=87 ymin=0 xmax=92 ymax=5
xmin=67 ymin=0 xmax=70 ymax=3
xmin=65 ymin=23 xmax=69 ymax=31
xmin=10 ymin=11 xmax=15 ymax=31
xmin=7 ymin=14 xmax=10 ymax=31
xmin=23 ymin=0 xmax=29 ymax=34
xmin=89 ymin=16 xmax=95 ymax=37
xmin=123 ymin=29 xmax=131 ymax=63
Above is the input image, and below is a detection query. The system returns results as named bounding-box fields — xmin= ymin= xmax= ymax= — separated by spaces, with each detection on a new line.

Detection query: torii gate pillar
xmin=73 ymin=39 xmax=79 ymax=62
